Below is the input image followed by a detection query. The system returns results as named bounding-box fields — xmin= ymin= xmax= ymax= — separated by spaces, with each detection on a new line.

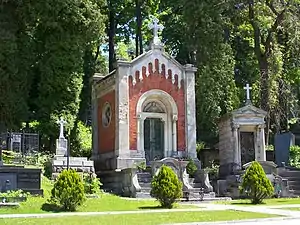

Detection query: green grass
xmin=0 ymin=176 xmax=194 ymax=214
xmin=216 ymin=198 xmax=300 ymax=206
xmin=0 ymin=210 xmax=278 ymax=225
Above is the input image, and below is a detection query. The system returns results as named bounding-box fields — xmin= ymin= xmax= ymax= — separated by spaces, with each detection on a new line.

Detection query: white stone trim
xmin=136 ymin=90 xmax=178 ymax=159
xmin=136 ymin=89 xmax=178 ymax=115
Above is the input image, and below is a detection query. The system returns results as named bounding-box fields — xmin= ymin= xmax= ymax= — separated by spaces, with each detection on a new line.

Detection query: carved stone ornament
xmin=102 ymin=102 xmax=112 ymax=128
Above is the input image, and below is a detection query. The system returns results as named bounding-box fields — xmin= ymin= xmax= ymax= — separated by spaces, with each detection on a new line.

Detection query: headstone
xmin=274 ymin=132 xmax=295 ymax=166
xmin=56 ymin=117 xmax=68 ymax=156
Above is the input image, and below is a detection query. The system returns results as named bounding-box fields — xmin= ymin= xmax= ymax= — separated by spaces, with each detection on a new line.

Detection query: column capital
xmin=172 ymin=114 xmax=178 ymax=121
xmin=232 ymin=123 xmax=240 ymax=130
xmin=257 ymin=124 xmax=266 ymax=130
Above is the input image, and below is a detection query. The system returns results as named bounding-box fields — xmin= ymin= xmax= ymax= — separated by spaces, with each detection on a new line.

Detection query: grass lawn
xmin=216 ymin=198 xmax=300 ymax=206
xmin=0 ymin=210 xmax=278 ymax=225
xmin=0 ymin=176 xmax=193 ymax=214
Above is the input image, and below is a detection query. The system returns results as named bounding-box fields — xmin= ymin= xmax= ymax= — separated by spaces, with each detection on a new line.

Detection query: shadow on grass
xmin=41 ymin=203 xmax=65 ymax=213
xmin=138 ymin=205 xmax=164 ymax=210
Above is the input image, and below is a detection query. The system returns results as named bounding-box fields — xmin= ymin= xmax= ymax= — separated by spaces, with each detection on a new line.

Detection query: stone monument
xmin=218 ymin=83 xmax=267 ymax=178
xmin=56 ymin=117 xmax=68 ymax=156
xmin=51 ymin=117 xmax=95 ymax=179
xmin=92 ymin=16 xmax=198 ymax=197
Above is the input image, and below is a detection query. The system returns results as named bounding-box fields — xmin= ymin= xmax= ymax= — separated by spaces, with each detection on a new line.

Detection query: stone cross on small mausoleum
xmin=243 ymin=83 xmax=252 ymax=105
xmin=57 ymin=117 xmax=67 ymax=138
xmin=148 ymin=16 xmax=164 ymax=45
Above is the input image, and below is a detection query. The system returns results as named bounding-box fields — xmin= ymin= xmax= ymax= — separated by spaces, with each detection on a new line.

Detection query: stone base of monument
xmin=51 ymin=156 xmax=95 ymax=179
xmin=0 ymin=165 xmax=43 ymax=195
xmin=0 ymin=202 xmax=20 ymax=208
xmin=96 ymin=168 xmax=141 ymax=198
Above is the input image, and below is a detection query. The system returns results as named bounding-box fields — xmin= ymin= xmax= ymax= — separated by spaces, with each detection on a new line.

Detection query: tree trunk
xmin=108 ymin=1 xmax=116 ymax=72
xmin=135 ymin=0 xmax=143 ymax=56
xmin=258 ymin=56 xmax=270 ymax=145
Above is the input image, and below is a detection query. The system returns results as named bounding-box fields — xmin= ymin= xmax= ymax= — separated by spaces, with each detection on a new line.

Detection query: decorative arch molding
xmin=135 ymin=89 xmax=178 ymax=160
xmin=136 ymin=89 xmax=178 ymax=116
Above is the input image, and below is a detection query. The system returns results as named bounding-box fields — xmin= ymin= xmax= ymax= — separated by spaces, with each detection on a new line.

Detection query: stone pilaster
xmin=116 ymin=61 xmax=130 ymax=159
xmin=91 ymin=84 xmax=99 ymax=160
xmin=258 ymin=124 xmax=266 ymax=161
xmin=232 ymin=123 xmax=240 ymax=167
xmin=184 ymin=64 xmax=197 ymax=159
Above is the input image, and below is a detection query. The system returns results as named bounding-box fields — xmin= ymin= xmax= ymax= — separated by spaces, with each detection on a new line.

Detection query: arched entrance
xmin=136 ymin=90 xmax=178 ymax=164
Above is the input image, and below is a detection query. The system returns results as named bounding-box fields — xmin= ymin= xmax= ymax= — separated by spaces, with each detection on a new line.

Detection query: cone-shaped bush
xmin=150 ymin=165 xmax=182 ymax=208
xmin=240 ymin=161 xmax=274 ymax=204
xmin=50 ymin=169 xmax=86 ymax=211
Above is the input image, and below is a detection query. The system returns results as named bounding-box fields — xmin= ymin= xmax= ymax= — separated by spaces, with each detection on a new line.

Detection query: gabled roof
xmin=232 ymin=103 xmax=267 ymax=117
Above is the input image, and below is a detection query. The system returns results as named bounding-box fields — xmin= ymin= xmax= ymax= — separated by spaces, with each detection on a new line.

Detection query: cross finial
xmin=148 ymin=16 xmax=164 ymax=45
xmin=243 ymin=83 xmax=252 ymax=102
xmin=57 ymin=117 xmax=67 ymax=138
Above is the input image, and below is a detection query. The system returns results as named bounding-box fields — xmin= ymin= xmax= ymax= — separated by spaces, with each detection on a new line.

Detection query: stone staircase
xmin=278 ymin=169 xmax=300 ymax=197
xmin=135 ymin=172 xmax=205 ymax=199
xmin=136 ymin=172 xmax=152 ymax=198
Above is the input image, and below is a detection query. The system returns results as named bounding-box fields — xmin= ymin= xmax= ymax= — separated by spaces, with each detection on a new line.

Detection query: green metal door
xmin=144 ymin=118 xmax=164 ymax=164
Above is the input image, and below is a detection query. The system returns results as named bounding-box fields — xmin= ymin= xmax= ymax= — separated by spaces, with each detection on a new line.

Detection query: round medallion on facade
xmin=102 ymin=102 xmax=112 ymax=127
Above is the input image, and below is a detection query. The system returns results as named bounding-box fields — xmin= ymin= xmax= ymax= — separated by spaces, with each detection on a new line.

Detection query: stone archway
xmin=136 ymin=90 xmax=178 ymax=162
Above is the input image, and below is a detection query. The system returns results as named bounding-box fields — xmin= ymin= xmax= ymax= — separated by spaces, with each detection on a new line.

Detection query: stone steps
xmin=278 ymin=169 xmax=300 ymax=197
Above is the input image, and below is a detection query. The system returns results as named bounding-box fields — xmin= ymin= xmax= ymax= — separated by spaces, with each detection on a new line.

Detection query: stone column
xmin=136 ymin=114 xmax=143 ymax=151
xmin=183 ymin=64 xmax=197 ymax=159
xmin=232 ymin=123 xmax=240 ymax=167
xmin=255 ymin=125 xmax=261 ymax=161
xmin=259 ymin=124 xmax=266 ymax=161
xmin=116 ymin=61 xmax=130 ymax=159
xmin=172 ymin=114 xmax=178 ymax=156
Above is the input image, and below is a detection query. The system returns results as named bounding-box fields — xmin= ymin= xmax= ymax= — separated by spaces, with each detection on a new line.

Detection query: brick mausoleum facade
xmin=91 ymin=21 xmax=197 ymax=173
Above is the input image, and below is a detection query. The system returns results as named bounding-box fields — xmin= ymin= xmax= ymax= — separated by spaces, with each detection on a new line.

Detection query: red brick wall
xmin=98 ymin=91 xmax=115 ymax=153
xmin=129 ymin=58 xmax=186 ymax=151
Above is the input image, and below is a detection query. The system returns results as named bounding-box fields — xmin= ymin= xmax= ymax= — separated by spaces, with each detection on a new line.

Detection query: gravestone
xmin=0 ymin=166 xmax=43 ymax=195
xmin=274 ymin=132 xmax=295 ymax=167
xmin=56 ymin=117 xmax=68 ymax=156
xmin=51 ymin=117 xmax=95 ymax=179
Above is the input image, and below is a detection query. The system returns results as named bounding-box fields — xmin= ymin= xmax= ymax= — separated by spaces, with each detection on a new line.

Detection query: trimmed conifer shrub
xmin=186 ymin=159 xmax=198 ymax=178
xmin=49 ymin=169 xmax=86 ymax=211
xmin=240 ymin=161 xmax=274 ymax=204
xmin=150 ymin=165 xmax=182 ymax=208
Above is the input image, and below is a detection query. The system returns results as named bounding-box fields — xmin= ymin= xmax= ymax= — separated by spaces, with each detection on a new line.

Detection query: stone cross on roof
xmin=244 ymin=83 xmax=252 ymax=100
xmin=57 ymin=117 xmax=67 ymax=138
xmin=148 ymin=16 xmax=164 ymax=45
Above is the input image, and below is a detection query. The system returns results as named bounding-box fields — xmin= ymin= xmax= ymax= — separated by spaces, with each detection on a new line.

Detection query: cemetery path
xmin=0 ymin=203 xmax=300 ymax=223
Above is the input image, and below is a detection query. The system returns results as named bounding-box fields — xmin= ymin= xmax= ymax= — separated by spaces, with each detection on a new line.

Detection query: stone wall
xmin=128 ymin=58 xmax=186 ymax=151
xmin=218 ymin=119 xmax=234 ymax=165
xmin=98 ymin=90 xmax=116 ymax=153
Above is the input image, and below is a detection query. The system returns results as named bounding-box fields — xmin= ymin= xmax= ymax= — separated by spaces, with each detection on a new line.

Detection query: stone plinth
xmin=97 ymin=168 xmax=140 ymax=197
xmin=56 ymin=137 xmax=68 ymax=156
xmin=51 ymin=156 xmax=95 ymax=179
xmin=0 ymin=165 xmax=43 ymax=195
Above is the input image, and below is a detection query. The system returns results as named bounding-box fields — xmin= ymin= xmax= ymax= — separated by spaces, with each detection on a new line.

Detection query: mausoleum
xmin=91 ymin=18 xmax=198 ymax=195
xmin=218 ymin=84 xmax=267 ymax=178
xmin=92 ymin=20 xmax=197 ymax=171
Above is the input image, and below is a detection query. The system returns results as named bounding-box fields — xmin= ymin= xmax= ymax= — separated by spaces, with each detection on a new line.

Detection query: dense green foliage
xmin=240 ymin=161 xmax=274 ymax=204
xmin=186 ymin=159 xmax=198 ymax=178
xmin=1 ymin=0 xmax=300 ymax=151
xmin=150 ymin=165 xmax=182 ymax=208
xmin=83 ymin=173 xmax=102 ymax=195
xmin=289 ymin=145 xmax=300 ymax=168
xmin=49 ymin=169 xmax=86 ymax=211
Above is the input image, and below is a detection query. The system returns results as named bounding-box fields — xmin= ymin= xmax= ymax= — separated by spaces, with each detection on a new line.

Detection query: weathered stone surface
xmin=0 ymin=166 xmax=43 ymax=195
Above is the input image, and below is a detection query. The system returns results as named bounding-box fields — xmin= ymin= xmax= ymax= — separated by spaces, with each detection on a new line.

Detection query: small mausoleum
xmin=91 ymin=18 xmax=197 ymax=195
xmin=218 ymin=84 xmax=268 ymax=178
